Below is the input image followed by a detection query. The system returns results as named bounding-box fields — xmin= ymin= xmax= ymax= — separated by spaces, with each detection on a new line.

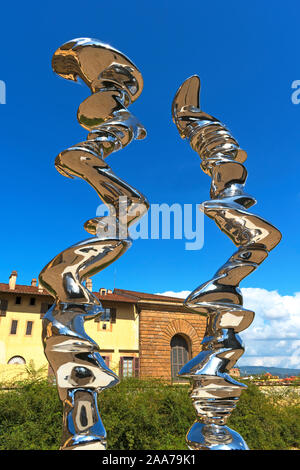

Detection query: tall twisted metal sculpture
xmin=172 ymin=75 xmax=282 ymax=450
xmin=39 ymin=38 xmax=148 ymax=450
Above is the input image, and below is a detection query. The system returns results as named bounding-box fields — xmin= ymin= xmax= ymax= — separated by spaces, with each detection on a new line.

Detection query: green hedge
xmin=0 ymin=378 xmax=299 ymax=450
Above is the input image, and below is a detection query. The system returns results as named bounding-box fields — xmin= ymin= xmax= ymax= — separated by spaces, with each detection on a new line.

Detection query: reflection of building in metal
xmin=0 ymin=272 xmax=207 ymax=384
xmin=172 ymin=75 xmax=282 ymax=450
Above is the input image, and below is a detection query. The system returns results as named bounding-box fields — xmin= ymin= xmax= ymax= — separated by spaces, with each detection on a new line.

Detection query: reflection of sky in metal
xmin=0 ymin=80 xmax=6 ymax=104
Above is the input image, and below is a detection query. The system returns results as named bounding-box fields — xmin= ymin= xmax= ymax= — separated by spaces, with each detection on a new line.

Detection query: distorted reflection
xmin=172 ymin=75 xmax=281 ymax=450
xmin=39 ymin=38 xmax=148 ymax=450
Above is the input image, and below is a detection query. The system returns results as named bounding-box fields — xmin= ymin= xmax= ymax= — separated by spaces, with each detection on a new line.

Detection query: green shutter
xmin=134 ymin=357 xmax=139 ymax=378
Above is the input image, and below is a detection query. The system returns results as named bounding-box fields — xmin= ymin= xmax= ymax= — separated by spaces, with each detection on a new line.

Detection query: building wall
xmin=0 ymin=288 xmax=207 ymax=383
xmin=0 ymin=293 xmax=139 ymax=381
xmin=85 ymin=302 xmax=139 ymax=374
xmin=138 ymin=305 xmax=207 ymax=381
xmin=0 ymin=293 xmax=47 ymax=380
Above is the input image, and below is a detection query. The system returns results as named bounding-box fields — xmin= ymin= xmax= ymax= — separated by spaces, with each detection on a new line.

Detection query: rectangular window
xmin=122 ymin=357 xmax=134 ymax=377
xmin=15 ymin=296 xmax=21 ymax=305
xmin=101 ymin=308 xmax=111 ymax=321
xmin=29 ymin=297 xmax=36 ymax=306
xmin=119 ymin=357 xmax=139 ymax=378
xmin=10 ymin=320 xmax=18 ymax=335
xmin=0 ymin=299 xmax=8 ymax=317
xmin=110 ymin=308 xmax=116 ymax=323
xmin=25 ymin=321 xmax=33 ymax=335
xmin=40 ymin=303 xmax=53 ymax=316
xmin=95 ymin=308 xmax=116 ymax=323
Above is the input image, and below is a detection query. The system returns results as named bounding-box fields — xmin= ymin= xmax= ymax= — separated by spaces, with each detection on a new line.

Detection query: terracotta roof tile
xmin=0 ymin=283 xmax=184 ymax=304
xmin=94 ymin=292 xmax=137 ymax=303
xmin=113 ymin=288 xmax=184 ymax=302
xmin=0 ymin=283 xmax=137 ymax=304
xmin=0 ymin=283 xmax=49 ymax=296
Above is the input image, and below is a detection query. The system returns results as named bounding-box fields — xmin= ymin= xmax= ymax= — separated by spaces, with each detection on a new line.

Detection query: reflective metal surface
xmin=172 ymin=75 xmax=282 ymax=450
xmin=39 ymin=38 xmax=148 ymax=450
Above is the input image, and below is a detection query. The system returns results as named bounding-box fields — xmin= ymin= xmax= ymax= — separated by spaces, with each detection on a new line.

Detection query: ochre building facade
xmin=0 ymin=271 xmax=207 ymax=383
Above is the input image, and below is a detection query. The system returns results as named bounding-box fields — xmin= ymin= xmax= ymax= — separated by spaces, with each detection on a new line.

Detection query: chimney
xmin=9 ymin=271 xmax=17 ymax=290
xmin=86 ymin=278 xmax=93 ymax=291
xmin=100 ymin=287 xmax=107 ymax=296
xmin=107 ymin=289 xmax=112 ymax=294
xmin=31 ymin=278 xmax=37 ymax=287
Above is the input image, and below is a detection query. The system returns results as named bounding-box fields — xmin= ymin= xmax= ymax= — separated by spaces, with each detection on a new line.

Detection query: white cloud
xmin=156 ymin=287 xmax=300 ymax=369
xmin=156 ymin=290 xmax=191 ymax=299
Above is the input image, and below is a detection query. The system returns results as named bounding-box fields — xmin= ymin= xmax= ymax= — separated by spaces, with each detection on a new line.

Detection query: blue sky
xmin=0 ymin=0 xmax=299 ymax=303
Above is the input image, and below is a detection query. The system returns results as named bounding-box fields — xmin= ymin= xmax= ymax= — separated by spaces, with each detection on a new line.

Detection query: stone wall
xmin=139 ymin=304 xmax=206 ymax=381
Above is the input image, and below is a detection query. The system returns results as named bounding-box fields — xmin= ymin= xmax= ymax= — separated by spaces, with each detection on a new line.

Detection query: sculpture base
xmin=186 ymin=421 xmax=249 ymax=450
xmin=60 ymin=389 xmax=107 ymax=451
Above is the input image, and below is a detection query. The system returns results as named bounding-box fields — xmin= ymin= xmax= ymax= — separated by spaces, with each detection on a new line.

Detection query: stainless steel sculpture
xmin=172 ymin=75 xmax=282 ymax=450
xmin=39 ymin=38 xmax=148 ymax=450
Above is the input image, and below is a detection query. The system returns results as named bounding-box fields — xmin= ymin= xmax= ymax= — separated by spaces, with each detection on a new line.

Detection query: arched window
xmin=7 ymin=356 xmax=26 ymax=365
xmin=170 ymin=334 xmax=190 ymax=381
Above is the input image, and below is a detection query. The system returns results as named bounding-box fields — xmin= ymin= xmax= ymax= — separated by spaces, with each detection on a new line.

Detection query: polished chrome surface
xmin=172 ymin=75 xmax=282 ymax=450
xmin=39 ymin=38 xmax=148 ymax=450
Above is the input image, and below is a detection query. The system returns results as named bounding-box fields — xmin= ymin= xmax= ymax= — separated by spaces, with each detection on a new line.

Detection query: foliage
xmin=0 ymin=377 xmax=300 ymax=450
xmin=25 ymin=360 xmax=47 ymax=382
xmin=228 ymin=382 xmax=300 ymax=450
xmin=0 ymin=379 xmax=61 ymax=450
xmin=100 ymin=378 xmax=193 ymax=450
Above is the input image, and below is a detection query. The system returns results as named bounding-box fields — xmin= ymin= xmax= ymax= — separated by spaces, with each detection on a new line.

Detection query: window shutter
xmin=134 ymin=357 xmax=140 ymax=378
xmin=10 ymin=320 xmax=18 ymax=335
xmin=0 ymin=299 xmax=8 ymax=317
xmin=26 ymin=321 xmax=33 ymax=335
xmin=111 ymin=308 xmax=116 ymax=323
xmin=40 ymin=302 xmax=49 ymax=314
xmin=40 ymin=302 xmax=52 ymax=319
xmin=119 ymin=357 xmax=124 ymax=378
